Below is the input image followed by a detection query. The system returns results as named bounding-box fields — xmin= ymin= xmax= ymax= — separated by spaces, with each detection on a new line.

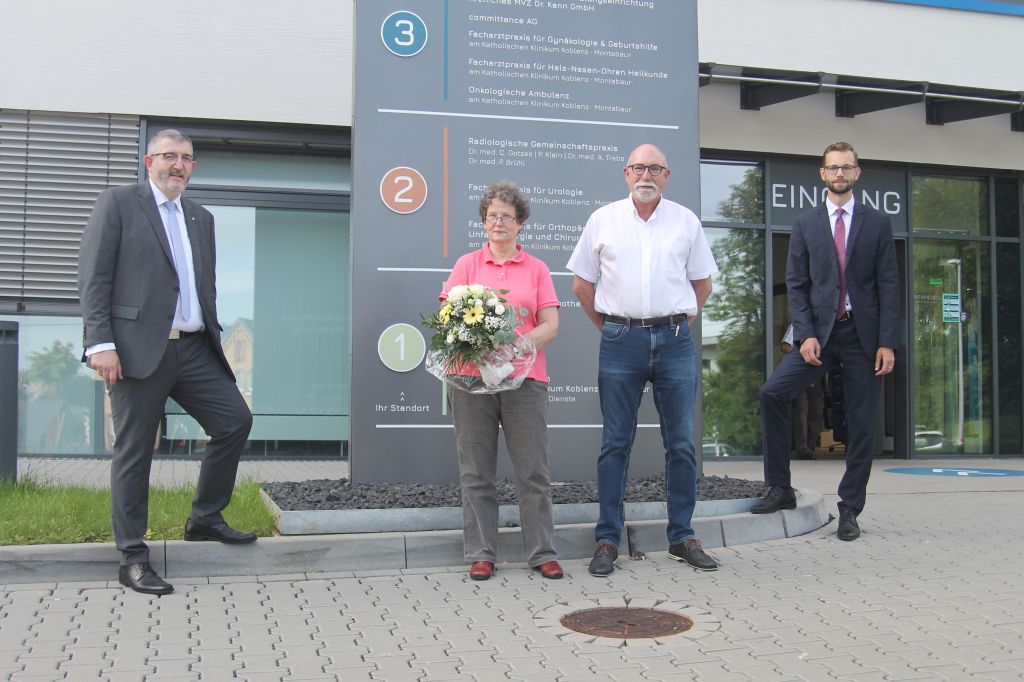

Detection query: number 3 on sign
xmin=381 ymin=11 xmax=427 ymax=57
xmin=380 ymin=167 xmax=428 ymax=214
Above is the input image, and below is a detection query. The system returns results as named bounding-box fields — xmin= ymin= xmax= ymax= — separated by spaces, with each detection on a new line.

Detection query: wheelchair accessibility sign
xmin=885 ymin=467 xmax=1024 ymax=477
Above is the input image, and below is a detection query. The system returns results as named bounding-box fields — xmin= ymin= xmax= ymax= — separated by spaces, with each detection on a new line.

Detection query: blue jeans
xmin=596 ymin=318 xmax=698 ymax=548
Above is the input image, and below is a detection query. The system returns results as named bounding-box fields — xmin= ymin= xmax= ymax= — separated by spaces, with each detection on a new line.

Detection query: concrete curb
xmin=263 ymin=490 xmax=767 ymax=534
xmin=0 ymin=490 xmax=829 ymax=585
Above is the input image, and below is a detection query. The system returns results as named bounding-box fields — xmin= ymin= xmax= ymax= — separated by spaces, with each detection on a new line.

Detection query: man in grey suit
xmin=79 ymin=129 xmax=255 ymax=595
xmin=752 ymin=141 xmax=898 ymax=541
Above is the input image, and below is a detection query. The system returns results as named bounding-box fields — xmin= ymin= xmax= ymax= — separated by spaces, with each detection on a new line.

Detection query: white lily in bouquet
xmin=423 ymin=284 xmax=537 ymax=393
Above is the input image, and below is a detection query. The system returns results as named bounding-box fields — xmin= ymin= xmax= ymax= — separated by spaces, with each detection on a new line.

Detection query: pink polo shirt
xmin=440 ymin=245 xmax=559 ymax=383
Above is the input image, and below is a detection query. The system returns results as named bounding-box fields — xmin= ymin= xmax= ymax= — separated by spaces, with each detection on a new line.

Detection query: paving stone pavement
xmin=3 ymin=484 xmax=1024 ymax=681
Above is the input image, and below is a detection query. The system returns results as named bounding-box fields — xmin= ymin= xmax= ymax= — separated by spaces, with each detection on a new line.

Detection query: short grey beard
xmin=632 ymin=185 xmax=660 ymax=202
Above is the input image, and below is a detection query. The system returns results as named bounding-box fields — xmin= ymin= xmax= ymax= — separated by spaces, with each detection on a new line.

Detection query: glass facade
xmin=912 ymin=175 xmax=989 ymax=236
xmin=700 ymin=160 xmax=764 ymax=224
xmin=700 ymin=161 xmax=765 ymax=458
xmin=5 ymin=135 xmax=1022 ymax=460
xmin=163 ymin=142 xmax=352 ymax=458
xmin=911 ymin=240 xmax=991 ymax=454
xmin=702 ymin=227 xmax=765 ymax=456
xmin=996 ymin=178 xmax=1022 ymax=454
xmin=165 ymin=206 xmax=351 ymax=458
xmin=0 ymin=315 xmax=103 ymax=455
xmin=4 ymin=128 xmax=352 ymax=458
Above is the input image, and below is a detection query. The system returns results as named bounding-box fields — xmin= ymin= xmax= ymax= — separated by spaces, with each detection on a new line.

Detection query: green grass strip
xmin=0 ymin=475 xmax=275 ymax=545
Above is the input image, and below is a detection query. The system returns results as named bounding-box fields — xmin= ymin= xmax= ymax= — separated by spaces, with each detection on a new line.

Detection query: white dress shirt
xmin=567 ymin=195 xmax=718 ymax=318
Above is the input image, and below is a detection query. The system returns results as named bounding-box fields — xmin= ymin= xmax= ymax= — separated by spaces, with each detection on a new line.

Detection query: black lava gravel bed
xmin=263 ymin=475 xmax=768 ymax=511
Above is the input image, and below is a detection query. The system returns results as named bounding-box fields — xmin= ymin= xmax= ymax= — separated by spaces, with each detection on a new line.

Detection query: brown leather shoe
xmin=469 ymin=561 xmax=494 ymax=580
xmin=588 ymin=542 xmax=618 ymax=576
xmin=668 ymin=538 xmax=719 ymax=571
xmin=535 ymin=560 xmax=563 ymax=579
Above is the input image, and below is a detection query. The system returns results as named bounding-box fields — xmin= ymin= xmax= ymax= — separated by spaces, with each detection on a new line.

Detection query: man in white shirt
xmin=568 ymin=143 xmax=719 ymax=575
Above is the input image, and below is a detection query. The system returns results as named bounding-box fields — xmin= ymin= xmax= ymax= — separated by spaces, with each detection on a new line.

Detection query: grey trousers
xmin=108 ymin=333 xmax=252 ymax=565
xmin=448 ymin=379 xmax=558 ymax=567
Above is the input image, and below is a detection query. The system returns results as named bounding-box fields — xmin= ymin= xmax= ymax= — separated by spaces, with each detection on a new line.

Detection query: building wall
xmin=698 ymin=0 xmax=1024 ymax=92
xmin=2 ymin=0 xmax=354 ymax=126
xmin=4 ymin=0 xmax=1021 ymax=163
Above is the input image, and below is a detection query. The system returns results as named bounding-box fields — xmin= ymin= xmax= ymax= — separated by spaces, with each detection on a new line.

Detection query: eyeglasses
xmin=627 ymin=164 xmax=666 ymax=176
xmin=823 ymin=165 xmax=857 ymax=176
xmin=485 ymin=214 xmax=517 ymax=225
xmin=150 ymin=152 xmax=196 ymax=164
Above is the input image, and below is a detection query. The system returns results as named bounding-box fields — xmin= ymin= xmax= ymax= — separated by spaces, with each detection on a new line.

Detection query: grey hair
xmin=147 ymin=129 xmax=193 ymax=154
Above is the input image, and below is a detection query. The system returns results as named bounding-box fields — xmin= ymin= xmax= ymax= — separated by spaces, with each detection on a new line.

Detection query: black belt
xmin=168 ymin=329 xmax=204 ymax=340
xmin=837 ymin=310 xmax=853 ymax=322
xmin=603 ymin=313 xmax=688 ymax=328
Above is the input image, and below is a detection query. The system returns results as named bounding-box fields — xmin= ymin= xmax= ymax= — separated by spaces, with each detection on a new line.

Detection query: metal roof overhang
xmin=700 ymin=64 xmax=1024 ymax=132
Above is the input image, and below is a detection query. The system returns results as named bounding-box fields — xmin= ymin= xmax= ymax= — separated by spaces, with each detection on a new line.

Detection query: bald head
xmin=627 ymin=144 xmax=667 ymax=167
xmin=624 ymin=143 xmax=671 ymax=208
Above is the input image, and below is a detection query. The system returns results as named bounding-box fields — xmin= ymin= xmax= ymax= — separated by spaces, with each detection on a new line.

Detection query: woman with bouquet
xmin=440 ymin=180 xmax=562 ymax=581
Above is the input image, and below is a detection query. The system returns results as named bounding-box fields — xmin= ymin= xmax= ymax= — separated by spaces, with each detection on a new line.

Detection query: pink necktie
xmin=834 ymin=208 xmax=847 ymax=320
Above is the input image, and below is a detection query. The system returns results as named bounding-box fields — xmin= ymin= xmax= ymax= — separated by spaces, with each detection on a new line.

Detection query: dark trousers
xmin=760 ymin=318 xmax=879 ymax=515
xmin=108 ymin=333 xmax=252 ymax=564
xmin=791 ymin=379 xmax=824 ymax=455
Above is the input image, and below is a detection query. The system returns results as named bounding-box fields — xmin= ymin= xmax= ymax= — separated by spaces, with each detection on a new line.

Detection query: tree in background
xmin=702 ymin=167 xmax=765 ymax=454
xmin=26 ymin=340 xmax=83 ymax=397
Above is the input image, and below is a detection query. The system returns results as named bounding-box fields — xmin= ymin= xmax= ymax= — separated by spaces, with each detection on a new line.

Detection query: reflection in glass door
xmin=912 ymin=241 xmax=991 ymax=454
xmin=163 ymin=205 xmax=351 ymax=457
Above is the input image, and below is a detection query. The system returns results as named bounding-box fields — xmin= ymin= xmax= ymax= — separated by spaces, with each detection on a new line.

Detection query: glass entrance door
xmin=911 ymin=241 xmax=991 ymax=454
xmin=770 ymin=234 xmax=903 ymax=459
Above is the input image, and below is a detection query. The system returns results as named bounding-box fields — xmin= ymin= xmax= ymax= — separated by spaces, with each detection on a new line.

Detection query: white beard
xmin=632 ymin=183 xmax=660 ymax=203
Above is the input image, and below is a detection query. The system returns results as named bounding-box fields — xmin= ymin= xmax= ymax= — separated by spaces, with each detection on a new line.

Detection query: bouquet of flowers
xmin=423 ymin=284 xmax=537 ymax=393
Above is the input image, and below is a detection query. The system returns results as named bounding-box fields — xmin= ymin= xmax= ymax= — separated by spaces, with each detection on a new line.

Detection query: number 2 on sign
xmin=380 ymin=166 xmax=427 ymax=214
xmin=392 ymin=176 xmax=414 ymax=204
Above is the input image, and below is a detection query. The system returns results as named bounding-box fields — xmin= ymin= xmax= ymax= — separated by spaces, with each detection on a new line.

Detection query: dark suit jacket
xmin=78 ymin=181 xmax=233 ymax=380
xmin=787 ymin=201 xmax=898 ymax=358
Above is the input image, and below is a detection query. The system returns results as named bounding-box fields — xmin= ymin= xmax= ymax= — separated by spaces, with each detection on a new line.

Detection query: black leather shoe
xmin=119 ymin=562 xmax=173 ymax=595
xmin=750 ymin=486 xmax=797 ymax=514
xmin=668 ymin=538 xmax=719 ymax=571
xmin=184 ymin=519 xmax=257 ymax=544
xmin=588 ymin=542 xmax=618 ymax=576
xmin=837 ymin=509 xmax=861 ymax=541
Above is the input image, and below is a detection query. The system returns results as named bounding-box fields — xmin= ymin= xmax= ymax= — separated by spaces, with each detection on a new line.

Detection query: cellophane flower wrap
xmin=423 ymin=284 xmax=537 ymax=393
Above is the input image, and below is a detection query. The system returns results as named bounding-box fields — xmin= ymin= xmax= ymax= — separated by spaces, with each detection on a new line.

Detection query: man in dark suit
xmin=79 ymin=129 xmax=255 ymax=595
xmin=751 ymin=141 xmax=898 ymax=541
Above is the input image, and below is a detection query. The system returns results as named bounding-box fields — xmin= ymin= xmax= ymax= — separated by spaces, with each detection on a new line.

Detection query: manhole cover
xmin=561 ymin=607 xmax=693 ymax=639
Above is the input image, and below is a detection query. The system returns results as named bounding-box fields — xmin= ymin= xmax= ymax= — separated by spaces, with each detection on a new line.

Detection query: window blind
xmin=0 ymin=110 xmax=139 ymax=309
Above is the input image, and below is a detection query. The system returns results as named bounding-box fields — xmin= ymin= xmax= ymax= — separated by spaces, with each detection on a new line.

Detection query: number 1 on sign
xmin=377 ymin=323 xmax=426 ymax=373
xmin=394 ymin=332 xmax=405 ymax=360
